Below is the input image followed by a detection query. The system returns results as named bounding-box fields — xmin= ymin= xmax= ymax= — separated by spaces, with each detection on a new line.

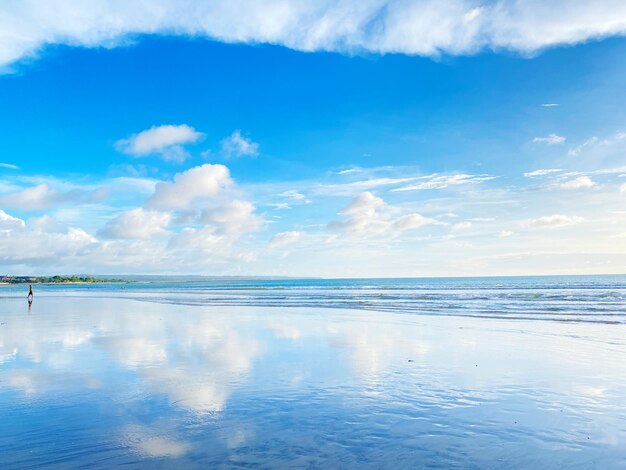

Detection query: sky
xmin=1 ymin=0 xmax=626 ymax=277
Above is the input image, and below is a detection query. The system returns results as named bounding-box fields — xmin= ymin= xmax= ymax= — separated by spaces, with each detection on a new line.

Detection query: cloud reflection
xmin=0 ymin=299 xmax=261 ymax=416
xmin=122 ymin=424 xmax=191 ymax=458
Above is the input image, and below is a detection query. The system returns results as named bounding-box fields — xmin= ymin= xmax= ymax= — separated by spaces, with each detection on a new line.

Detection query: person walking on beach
xmin=27 ymin=284 xmax=33 ymax=302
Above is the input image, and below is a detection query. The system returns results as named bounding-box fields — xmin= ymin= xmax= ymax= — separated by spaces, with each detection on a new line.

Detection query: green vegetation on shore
xmin=0 ymin=275 xmax=125 ymax=284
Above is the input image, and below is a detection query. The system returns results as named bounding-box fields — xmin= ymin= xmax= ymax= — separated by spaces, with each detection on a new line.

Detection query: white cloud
xmin=541 ymin=103 xmax=559 ymax=107
xmin=0 ymin=183 xmax=107 ymax=210
xmin=332 ymin=177 xmax=418 ymax=192
xmin=0 ymin=210 xmax=25 ymax=230
xmin=498 ymin=230 xmax=513 ymax=237
xmin=198 ymin=200 xmax=264 ymax=236
xmin=526 ymin=214 xmax=584 ymax=228
xmin=26 ymin=215 xmax=63 ymax=233
xmin=620 ymin=183 xmax=626 ymax=193
xmin=524 ymin=168 xmax=562 ymax=177
xmin=568 ymin=132 xmax=626 ymax=157
xmin=452 ymin=221 xmax=472 ymax=230
xmin=280 ymin=190 xmax=309 ymax=202
xmin=0 ymin=184 xmax=56 ymax=210
xmin=568 ymin=136 xmax=598 ymax=156
xmin=146 ymin=164 xmax=232 ymax=210
xmin=98 ymin=208 xmax=171 ymax=240
xmin=0 ymin=163 xmax=19 ymax=170
xmin=558 ymin=175 xmax=595 ymax=189
xmin=167 ymin=227 xmax=228 ymax=255
xmin=0 ymin=218 xmax=98 ymax=266
xmin=532 ymin=134 xmax=565 ymax=145
xmin=220 ymin=130 xmax=259 ymax=158
xmin=437 ymin=212 xmax=460 ymax=218
xmin=268 ymin=231 xmax=302 ymax=249
xmin=325 ymin=176 xmax=419 ymax=193
xmin=115 ymin=124 xmax=203 ymax=162
xmin=269 ymin=203 xmax=291 ymax=210
xmin=391 ymin=214 xmax=433 ymax=231
xmin=340 ymin=191 xmax=384 ymax=216
xmin=4 ymin=1 xmax=626 ymax=70
xmin=0 ymin=163 xmax=267 ymax=270
xmin=392 ymin=173 xmax=496 ymax=192
xmin=328 ymin=192 xmax=432 ymax=238
xmin=142 ymin=165 xmax=264 ymax=257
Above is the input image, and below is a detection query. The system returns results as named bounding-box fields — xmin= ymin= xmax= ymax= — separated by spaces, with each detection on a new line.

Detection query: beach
xmin=1 ymin=278 xmax=626 ymax=468
xmin=3 ymin=3 xmax=626 ymax=467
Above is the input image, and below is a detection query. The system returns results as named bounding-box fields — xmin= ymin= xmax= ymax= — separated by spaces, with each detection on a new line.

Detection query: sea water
xmin=6 ymin=274 xmax=625 ymax=323
xmin=0 ymin=275 xmax=625 ymax=468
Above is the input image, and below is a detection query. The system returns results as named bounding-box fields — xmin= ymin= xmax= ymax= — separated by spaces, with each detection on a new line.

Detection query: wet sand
xmin=1 ymin=294 xmax=626 ymax=468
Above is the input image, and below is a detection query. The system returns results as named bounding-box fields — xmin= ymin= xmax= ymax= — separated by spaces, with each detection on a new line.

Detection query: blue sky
xmin=1 ymin=1 xmax=626 ymax=276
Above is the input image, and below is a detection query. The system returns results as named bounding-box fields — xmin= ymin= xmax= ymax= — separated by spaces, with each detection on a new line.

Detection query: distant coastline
xmin=0 ymin=275 xmax=126 ymax=285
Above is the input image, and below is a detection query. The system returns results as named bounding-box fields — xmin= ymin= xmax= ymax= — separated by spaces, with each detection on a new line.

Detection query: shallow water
xmin=3 ymin=274 xmax=626 ymax=324
xmin=1 ymin=283 xmax=626 ymax=468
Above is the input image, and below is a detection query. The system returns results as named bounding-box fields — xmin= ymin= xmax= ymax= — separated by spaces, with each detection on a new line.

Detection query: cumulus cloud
xmin=0 ymin=212 xmax=98 ymax=266
xmin=0 ymin=210 xmax=26 ymax=230
xmin=0 ymin=183 xmax=107 ymax=210
xmin=220 ymin=130 xmax=259 ymax=158
xmin=0 ymin=160 xmax=269 ymax=270
xmin=198 ymin=200 xmax=264 ymax=236
xmin=328 ymin=191 xmax=432 ymax=238
xmin=138 ymin=164 xmax=265 ymax=257
xmin=340 ymin=191 xmax=384 ymax=216
xmin=4 ymin=1 xmax=626 ymax=70
xmin=268 ymin=231 xmax=302 ymax=249
xmin=146 ymin=164 xmax=232 ymax=210
xmin=533 ymin=134 xmax=566 ymax=145
xmin=115 ymin=124 xmax=203 ymax=162
xmin=526 ymin=214 xmax=584 ymax=228
xmin=98 ymin=208 xmax=171 ymax=240
xmin=524 ymin=168 xmax=562 ymax=177
xmin=558 ymin=175 xmax=595 ymax=189
xmin=168 ymin=227 xmax=244 ymax=260
xmin=392 ymin=173 xmax=495 ymax=192
xmin=138 ymin=164 xmax=263 ymax=260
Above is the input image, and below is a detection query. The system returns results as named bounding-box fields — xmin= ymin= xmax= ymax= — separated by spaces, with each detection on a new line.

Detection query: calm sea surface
xmin=1 ymin=275 xmax=625 ymax=468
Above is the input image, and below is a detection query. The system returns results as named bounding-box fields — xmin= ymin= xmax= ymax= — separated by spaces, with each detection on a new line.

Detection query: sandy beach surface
xmin=1 ymin=291 xmax=626 ymax=468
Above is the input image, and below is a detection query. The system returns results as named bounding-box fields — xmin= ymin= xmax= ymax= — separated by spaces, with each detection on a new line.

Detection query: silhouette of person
xmin=27 ymin=284 xmax=33 ymax=302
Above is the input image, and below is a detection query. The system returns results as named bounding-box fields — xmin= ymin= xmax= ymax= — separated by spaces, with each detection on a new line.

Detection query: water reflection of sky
xmin=1 ymin=296 xmax=626 ymax=467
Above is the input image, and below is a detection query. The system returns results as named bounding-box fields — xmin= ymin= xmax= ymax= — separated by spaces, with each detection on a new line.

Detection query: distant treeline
xmin=0 ymin=275 xmax=125 ymax=284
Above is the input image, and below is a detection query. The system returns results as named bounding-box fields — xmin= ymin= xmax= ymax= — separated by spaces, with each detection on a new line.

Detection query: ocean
xmin=6 ymin=274 xmax=626 ymax=323
xmin=1 ymin=275 xmax=625 ymax=468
